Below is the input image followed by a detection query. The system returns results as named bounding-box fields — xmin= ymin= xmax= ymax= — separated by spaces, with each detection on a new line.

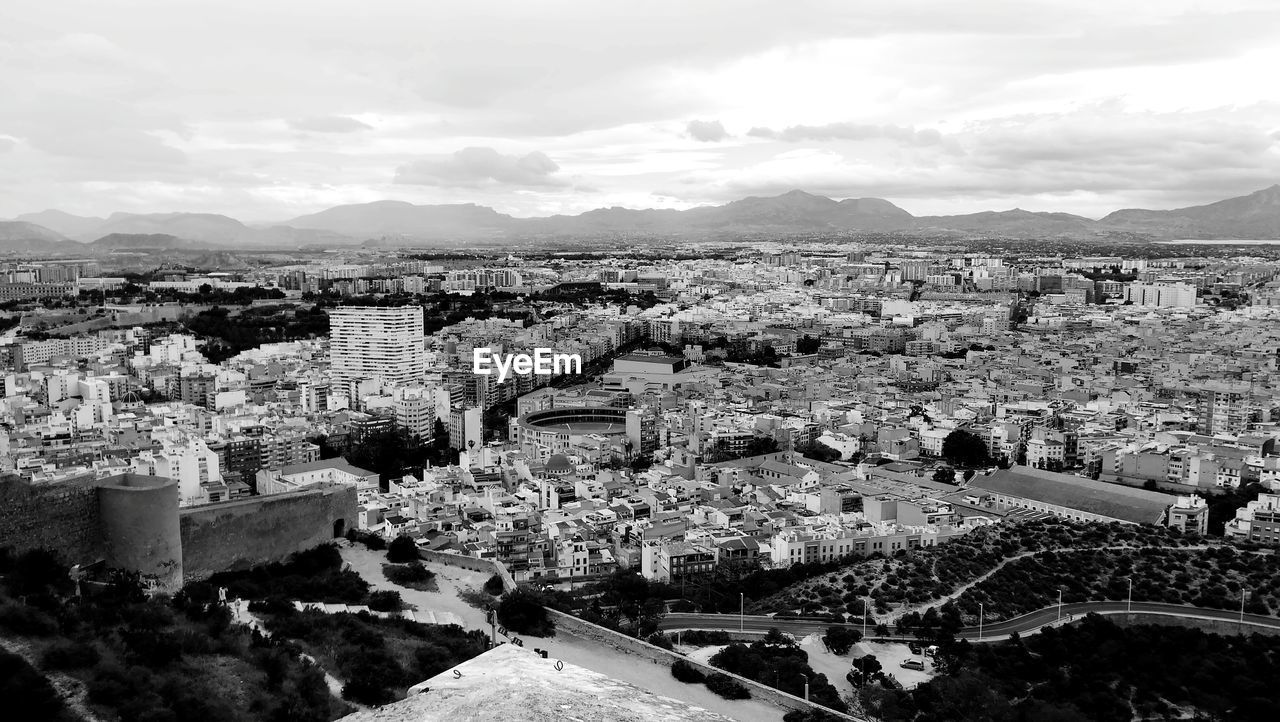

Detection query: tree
xmin=745 ymin=436 xmax=780 ymax=457
xmin=803 ymin=441 xmax=843 ymax=463
xmin=497 ymin=587 xmax=556 ymax=637
xmin=932 ymin=467 xmax=957 ymax=485
xmin=823 ymin=626 xmax=863 ymax=655
xmin=854 ymin=653 xmax=883 ymax=678
xmin=386 ymin=536 xmax=420 ymax=563
xmin=941 ymin=430 xmax=991 ymax=468
xmin=672 ymin=659 xmax=706 ymax=684
xmin=796 ymin=335 xmax=821 ymax=354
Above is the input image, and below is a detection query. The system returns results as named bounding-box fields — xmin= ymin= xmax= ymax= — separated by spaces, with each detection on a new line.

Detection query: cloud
xmin=686 ymin=119 xmax=729 ymax=142
xmin=393 ymin=147 xmax=566 ymax=187
xmin=663 ymin=105 xmax=1280 ymax=217
xmin=3 ymin=2 xmax=1280 ymax=219
xmin=748 ymin=122 xmax=944 ymax=146
xmin=287 ymin=116 xmax=373 ymax=133
xmin=0 ymin=138 xmax=14 ymax=153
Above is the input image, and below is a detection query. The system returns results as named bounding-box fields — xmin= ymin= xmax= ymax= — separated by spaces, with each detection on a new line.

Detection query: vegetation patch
xmin=0 ymin=547 xmax=352 ymax=722
xmin=754 ymin=518 xmax=1202 ymax=617
xmin=865 ymin=615 xmax=1280 ymax=722
xmin=207 ymin=544 xmax=369 ymax=604
xmin=954 ymin=545 xmax=1280 ymax=622
xmin=383 ymin=562 xmax=437 ymax=592
xmin=709 ymin=628 xmax=845 ymax=711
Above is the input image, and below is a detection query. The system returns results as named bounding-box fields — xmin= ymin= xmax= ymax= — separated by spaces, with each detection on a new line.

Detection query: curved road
xmin=660 ymin=601 xmax=1280 ymax=641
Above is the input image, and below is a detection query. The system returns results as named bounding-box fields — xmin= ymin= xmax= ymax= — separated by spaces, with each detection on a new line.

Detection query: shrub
xmin=384 ymin=562 xmax=435 ymax=589
xmin=368 ymin=591 xmax=403 ymax=612
xmin=497 ymin=587 xmax=555 ymax=637
xmin=0 ymin=601 xmax=58 ymax=637
xmin=646 ymin=632 xmax=674 ymax=650
xmin=679 ymin=630 xmax=731 ymax=646
xmin=387 ymin=536 xmax=420 ymax=563
xmin=347 ymin=529 xmax=386 ymax=551
xmin=1 ymin=649 xmax=68 ymax=720
xmin=705 ymin=672 xmax=751 ymax=699
xmin=671 ymin=659 xmax=706 ymax=684
xmin=41 ymin=639 xmax=101 ymax=670
xmin=483 ymin=574 xmax=506 ymax=596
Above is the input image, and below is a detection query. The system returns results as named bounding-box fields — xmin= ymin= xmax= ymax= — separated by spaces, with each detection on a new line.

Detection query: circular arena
xmin=519 ymin=407 xmax=628 ymax=435
xmin=516 ymin=407 xmax=629 ymax=455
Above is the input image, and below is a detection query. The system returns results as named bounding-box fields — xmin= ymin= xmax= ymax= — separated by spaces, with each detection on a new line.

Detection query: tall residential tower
xmin=329 ymin=306 xmax=425 ymax=400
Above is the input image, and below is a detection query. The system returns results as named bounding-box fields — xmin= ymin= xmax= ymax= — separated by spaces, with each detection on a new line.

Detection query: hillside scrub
xmin=752 ymin=519 xmax=1201 ymax=618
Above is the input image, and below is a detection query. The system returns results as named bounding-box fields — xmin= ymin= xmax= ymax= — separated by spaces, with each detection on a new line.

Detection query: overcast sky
xmin=2 ymin=0 xmax=1278 ymax=221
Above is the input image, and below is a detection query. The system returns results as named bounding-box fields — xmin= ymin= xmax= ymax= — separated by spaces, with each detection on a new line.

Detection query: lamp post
xmin=978 ymin=602 xmax=984 ymax=641
xmin=800 ymin=673 xmax=809 ymax=702
xmin=739 ymin=592 xmax=744 ymax=633
xmin=1127 ymin=577 xmax=1133 ymax=614
xmin=1057 ymin=588 xmax=1063 ymax=622
xmin=1240 ymin=586 xmax=1247 ymax=627
xmin=863 ymin=595 xmax=869 ymax=640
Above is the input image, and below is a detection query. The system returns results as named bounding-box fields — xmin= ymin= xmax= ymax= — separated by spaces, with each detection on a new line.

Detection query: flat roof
xmin=967 ymin=466 xmax=1171 ymax=524
xmin=279 ymin=458 xmax=376 ymax=477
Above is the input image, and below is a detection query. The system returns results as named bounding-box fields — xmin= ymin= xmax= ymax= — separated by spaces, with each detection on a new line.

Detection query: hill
xmin=1101 ymin=184 xmax=1280 ymax=239
xmin=13 ymin=210 xmax=106 ymax=238
xmin=90 ymin=233 xmax=198 ymax=250
xmin=286 ymin=200 xmax=515 ymax=238
xmin=0 ymin=221 xmax=89 ymax=255
xmin=15 ymin=184 xmax=1280 ymax=245
xmin=87 ymin=212 xmax=250 ymax=245
xmin=914 ymin=208 xmax=1101 ymax=238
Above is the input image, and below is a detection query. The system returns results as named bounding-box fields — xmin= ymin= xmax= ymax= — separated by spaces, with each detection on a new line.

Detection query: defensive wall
xmin=0 ymin=474 xmax=356 ymax=588
xmin=180 ymin=483 xmax=357 ymax=579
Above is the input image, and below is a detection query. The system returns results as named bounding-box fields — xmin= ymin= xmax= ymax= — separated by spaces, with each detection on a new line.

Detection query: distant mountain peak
xmin=9 ymin=185 xmax=1280 ymax=246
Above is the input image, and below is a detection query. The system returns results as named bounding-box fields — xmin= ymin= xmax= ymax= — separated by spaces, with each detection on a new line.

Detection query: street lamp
xmin=1240 ymin=586 xmax=1247 ymax=626
xmin=978 ymin=602 xmax=984 ymax=641
xmin=799 ymin=673 xmax=810 ymax=702
xmin=1057 ymin=589 xmax=1063 ymax=622
xmin=739 ymin=592 xmax=744 ymax=633
xmin=1127 ymin=577 xmax=1133 ymax=614
xmin=863 ymin=595 xmax=869 ymax=639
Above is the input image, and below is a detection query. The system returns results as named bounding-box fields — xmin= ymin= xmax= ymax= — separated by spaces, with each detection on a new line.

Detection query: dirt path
xmin=0 ymin=636 xmax=104 ymax=722
xmin=227 ymin=599 xmax=359 ymax=709
xmin=339 ymin=546 xmax=491 ymax=630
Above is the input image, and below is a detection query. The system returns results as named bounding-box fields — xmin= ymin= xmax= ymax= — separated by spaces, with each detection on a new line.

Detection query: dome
xmin=545 ymin=454 xmax=573 ymax=473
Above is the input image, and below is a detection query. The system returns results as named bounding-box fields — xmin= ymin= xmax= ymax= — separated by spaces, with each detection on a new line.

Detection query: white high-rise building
xmin=330 ymin=306 xmax=426 ymax=397
xmin=1124 ymin=282 xmax=1197 ymax=308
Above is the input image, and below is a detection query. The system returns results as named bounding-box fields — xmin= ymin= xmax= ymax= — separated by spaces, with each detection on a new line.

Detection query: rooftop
xmin=279 ymin=458 xmax=376 ymax=477
xmin=968 ymin=466 xmax=1172 ymax=524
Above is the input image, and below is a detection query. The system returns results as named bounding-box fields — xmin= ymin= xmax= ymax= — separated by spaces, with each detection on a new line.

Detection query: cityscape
xmin=3 ymin=2 xmax=1280 ymax=722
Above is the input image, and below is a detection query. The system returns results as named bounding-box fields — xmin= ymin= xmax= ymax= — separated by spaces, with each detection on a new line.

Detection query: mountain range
xmin=3 ymin=185 xmax=1279 ymax=255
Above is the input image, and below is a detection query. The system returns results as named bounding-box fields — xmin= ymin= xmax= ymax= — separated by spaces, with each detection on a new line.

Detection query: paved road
xmin=660 ymin=601 xmax=1280 ymax=641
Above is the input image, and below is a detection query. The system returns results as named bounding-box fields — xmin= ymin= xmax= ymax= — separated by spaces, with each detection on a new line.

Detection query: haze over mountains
xmin=3 ymin=185 xmax=1279 ymax=255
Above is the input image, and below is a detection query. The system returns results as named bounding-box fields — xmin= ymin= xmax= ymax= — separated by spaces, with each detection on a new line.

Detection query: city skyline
xmin=2 ymin=0 xmax=1279 ymax=221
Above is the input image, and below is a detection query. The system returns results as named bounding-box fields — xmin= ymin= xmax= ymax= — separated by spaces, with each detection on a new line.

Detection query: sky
xmin=1 ymin=0 xmax=1278 ymax=222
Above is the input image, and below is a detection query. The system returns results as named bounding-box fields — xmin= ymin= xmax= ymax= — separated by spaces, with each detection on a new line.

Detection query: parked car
xmin=900 ymin=659 xmax=925 ymax=671
xmin=924 ymin=645 xmax=939 ymax=657
xmin=907 ymin=642 xmax=922 ymax=654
